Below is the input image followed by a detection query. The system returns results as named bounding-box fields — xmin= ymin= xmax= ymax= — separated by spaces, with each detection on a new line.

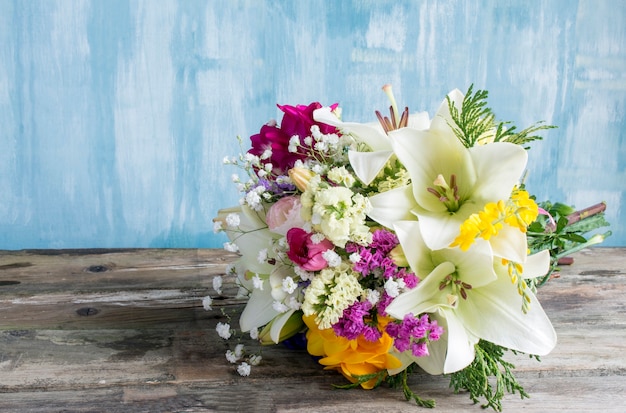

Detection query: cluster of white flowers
xmin=212 ymin=276 xmax=223 ymax=295
xmin=301 ymin=262 xmax=363 ymax=329
xmin=216 ymin=322 xmax=232 ymax=340
xmin=208 ymin=308 xmax=263 ymax=377
xmin=300 ymin=175 xmax=372 ymax=248
xmin=288 ymin=125 xmax=354 ymax=166
xmin=383 ymin=277 xmax=407 ymax=298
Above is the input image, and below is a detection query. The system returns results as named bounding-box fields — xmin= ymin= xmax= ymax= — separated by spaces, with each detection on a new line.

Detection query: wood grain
xmin=0 ymin=247 xmax=625 ymax=412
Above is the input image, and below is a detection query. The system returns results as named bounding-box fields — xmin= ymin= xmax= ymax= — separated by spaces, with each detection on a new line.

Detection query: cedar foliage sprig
xmin=447 ymin=85 xmax=556 ymax=148
xmin=449 ymin=340 xmax=531 ymax=412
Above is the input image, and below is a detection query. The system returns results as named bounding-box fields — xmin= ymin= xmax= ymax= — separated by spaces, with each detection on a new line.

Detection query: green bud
xmin=389 ymin=244 xmax=409 ymax=267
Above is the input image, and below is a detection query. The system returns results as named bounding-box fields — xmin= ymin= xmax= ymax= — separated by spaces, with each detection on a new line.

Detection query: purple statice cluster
xmin=385 ymin=313 xmax=444 ymax=357
xmin=347 ymin=229 xmax=399 ymax=277
xmin=256 ymin=177 xmax=297 ymax=198
xmin=347 ymin=229 xmax=419 ymax=285
xmin=345 ymin=229 xmax=419 ymax=316
xmin=332 ymin=301 xmax=381 ymax=342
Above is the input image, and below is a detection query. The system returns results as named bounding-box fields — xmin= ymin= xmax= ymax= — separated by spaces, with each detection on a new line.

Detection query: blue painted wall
xmin=0 ymin=0 xmax=624 ymax=249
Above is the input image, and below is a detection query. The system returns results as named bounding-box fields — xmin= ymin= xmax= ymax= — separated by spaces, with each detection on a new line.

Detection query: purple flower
xmin=371 ymin=229 xmax=399 ymax=253
xmin=385 ymin=313 xmax=443 ymax=357
xmin=332 ymin=301 xmax=377 ymax=341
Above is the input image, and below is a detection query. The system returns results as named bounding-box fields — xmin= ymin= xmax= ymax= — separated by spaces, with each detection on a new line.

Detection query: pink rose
xmin=286 ymin=228 xmax=333 ymax=271
xmin=266 ymin=196 xmax=305 ymax=236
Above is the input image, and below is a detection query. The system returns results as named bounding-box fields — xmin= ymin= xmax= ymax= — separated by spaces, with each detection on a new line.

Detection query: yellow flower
xmin=450 ymin=190 xmax=538 ymax=252
xmin=303 ymin=315 xmax=401 ymax=389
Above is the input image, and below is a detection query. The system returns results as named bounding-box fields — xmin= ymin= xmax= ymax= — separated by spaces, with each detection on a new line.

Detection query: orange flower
xmin=303 ymin=315 xmax=401 ymax=389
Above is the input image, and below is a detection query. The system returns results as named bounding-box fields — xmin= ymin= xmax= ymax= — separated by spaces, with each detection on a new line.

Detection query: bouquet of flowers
xmin=209 ymin=85 xmax=610 ymax=410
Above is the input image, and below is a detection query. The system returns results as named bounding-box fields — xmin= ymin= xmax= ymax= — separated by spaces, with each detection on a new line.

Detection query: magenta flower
xmin=248 ymin=102 xmax=338 ymax=175
xmin=286 ymin=227 xmax=334 ymax=271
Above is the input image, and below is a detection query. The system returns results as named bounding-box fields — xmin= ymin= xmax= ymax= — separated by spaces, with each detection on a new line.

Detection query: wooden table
xmin=1 ymin=247 xmax=624 ymax=412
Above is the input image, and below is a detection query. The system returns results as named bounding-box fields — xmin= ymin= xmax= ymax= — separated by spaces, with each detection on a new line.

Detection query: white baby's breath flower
xmin=213 ymin=221 xmax=223 ymax=233
xmin=252 ymin=274 xmax=264 ymax=290
xmin=294 ymin=265 xmax=313 ymax=281
xmin=311 ymin=163 xmax=324 ymax=174
xmin=289 ymin=135 xmax=299 ymax=153
xmin=314 ymin=141 xmax=327 ymax=152
xmin=225 ymin=350 xmax=239 ymax=363
xmin=237 ymin=362 xmax=251 ymax=377
xmin=384 ymin=278 xmax=401 ymax=298
xmin=248 ymin=354 xmax=262 ymax=366
xmin=260 ymin=148 xmax=272 ymax=160
xmin=349 ymin=252 xmax=361 ymax=263
xmin=216 ymin=322 xmax=232 ymax=340
xmin=365 ymin=289 xmax=381 ymax=306
xmin=322 ymin=250 xmax=341 ymax=267
xmin=245 ymin=191 xmax=262 ymax=210
xmin=213 ymin=276 xmax=223 ymax=295
xmin=272 ymin=301 xmax=289 ymax=313
xmin=304 ymin=136 xmax=313 ymax=146
xmin=310 ymin=125 xmax=322 ymax=139
xmin=310 ymin=233 xmax=325 ymax=244
xmin=234 ymin=343 xmax=245 ymax=358
xmin=249 ymin=328 xmax=259 ymax=340
xmin=202 ymin=295 xmax=213 ymax=311
xmin=286 ymin=296 xmax=302 ymax=310
xmin=226 ymin=212 xmax=241 ymax=228
xmin=223 ymin=242 xmax=239 ymax=253
xmin=257 ymin=248 xmax=268 ymax=264
xmin=281 ymin=276 xmax=297 ymax=294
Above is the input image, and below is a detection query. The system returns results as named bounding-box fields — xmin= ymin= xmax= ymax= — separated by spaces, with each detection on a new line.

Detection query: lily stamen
xmin=427 ymin=174 xmax=461 ymax=212
xmin=376 ymin=84 xmax=411 ymax=134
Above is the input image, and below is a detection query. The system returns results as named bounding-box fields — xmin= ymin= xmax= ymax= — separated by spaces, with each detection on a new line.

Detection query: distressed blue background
xmin=0 ymin=0 xmax=624 ymax=249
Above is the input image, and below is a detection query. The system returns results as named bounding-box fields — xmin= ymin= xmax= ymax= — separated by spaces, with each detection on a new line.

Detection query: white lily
xmin=385 ymin=220 xmax=557 ymax=374
xmin=368 ymin=89 xmax=529 ymax=262
xmin=313 ymin=104 xmax=430 ymax=186
xmin=216 ymin=204 xmax=291 ymax=336
xmin=240 ymin=263 xmax=300 ymax=338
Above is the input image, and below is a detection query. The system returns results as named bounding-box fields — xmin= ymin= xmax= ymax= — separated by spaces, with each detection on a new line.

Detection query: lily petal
xmin=368 ymin=185 xmax=418 ymax=229
xmin=426 ymin=309 xmax=478 ymax=374
xmin=239 ymin=280 xmax=279 ymax=332
xmin=430 ymin=89 xmax=465 ymax=132
xmin=313 ymin=107 xmax=390 ymax=151
xmin=416 ymin=202 xmax=482 ymax=251
xmin=269 ymin=309 xmax=297 ymax=344
xmin=522 ymin=249 xmax=551 ymax=279
xmin=392 ymin=220 xmax=433 ymax=276
xmin=458 ymin=269 xmax=557 ymax=356
xmin=385 ymin=262 xmax=457 ymax=318
xmin=469 ymin=142 xmax=528 ymax=203
xmin=348 ymin=150 xmax=394 ymax=185
xmin=488 ymin=223 xmax=528 ymax=263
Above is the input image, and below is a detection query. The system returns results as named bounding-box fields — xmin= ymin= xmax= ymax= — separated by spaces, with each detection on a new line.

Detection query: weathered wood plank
xmin=0 ymin=247 xmax=624 ymax=412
